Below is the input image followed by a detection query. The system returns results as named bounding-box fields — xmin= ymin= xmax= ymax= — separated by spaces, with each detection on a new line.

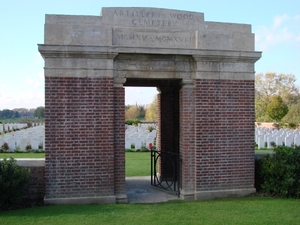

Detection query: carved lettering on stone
xmin=102 ymin=8 xmax=204 ymax=30
xmin=113 ymin=28 xmax=197 ymax=49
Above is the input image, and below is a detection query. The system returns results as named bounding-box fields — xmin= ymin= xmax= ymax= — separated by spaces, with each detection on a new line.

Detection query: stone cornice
xmin=38 ymin=44 xmax=261 ymax=63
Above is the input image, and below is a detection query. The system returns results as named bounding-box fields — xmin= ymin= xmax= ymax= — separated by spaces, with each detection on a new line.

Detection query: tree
xmin=137 ymin=104 xmax=146 ymax=119
xmin=125 ymin=106 xmax=140 ymax=120
xmin=0 ymin=109 xmax=18 ymax=119
xmin=282 ymin=103 xmax=300 ymax=127
xmin=34 ymin=106 xmax=45 ymax=118
xmin=255 ymin=73 xmax=300 ymax=121
xmin=266 ymin=95 xmax=288 ymax=123
xmin=145 ymin=96 xmax=158 ymax=121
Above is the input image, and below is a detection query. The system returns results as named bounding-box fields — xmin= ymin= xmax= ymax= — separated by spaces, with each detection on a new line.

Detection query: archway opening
xmin=124 ymin=78 xmax=181 ymax=202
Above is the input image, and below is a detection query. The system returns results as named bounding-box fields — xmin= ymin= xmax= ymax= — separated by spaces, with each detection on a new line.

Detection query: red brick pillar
xmin=42 ymin=51 xmax=119 ymax=204
xmin=114 ymin=78 xmax=127 ymax=203
xmin=44 ymin=77 xmax=116 ymax=204
xmin=193 ymin=57 xmax=256 ymax=199
xmin=179 ymin=79 xmax=195 ymax=200
xmin=157 ymin=86 xmax=180 ymax=180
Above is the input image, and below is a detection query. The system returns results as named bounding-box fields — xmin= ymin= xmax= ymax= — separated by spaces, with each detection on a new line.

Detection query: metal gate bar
xmin=151 ymin=150 xmax=181 ymax=197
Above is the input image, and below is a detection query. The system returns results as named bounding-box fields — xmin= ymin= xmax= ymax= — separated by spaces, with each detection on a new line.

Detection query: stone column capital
xmin=181 ymin=79 xmax=194 ymax=88
xmin=114 ymin=78 xmax=127 ymax=87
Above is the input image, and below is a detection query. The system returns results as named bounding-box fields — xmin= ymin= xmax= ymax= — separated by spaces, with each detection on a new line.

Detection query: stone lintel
xmin=195 ymin=188 xmax=256 ymax=200
xmin=195 ymin=72 xmax=255 ymax=80
xmin=38 ymin=45 xmax=118 ymax=59
xmin=44 ymin=196 xmax=116 ymax=205
xmin=193 ymin=52 xmax=261 ymax=63
xmin=44 ymin=68 xmax=114 ymax=78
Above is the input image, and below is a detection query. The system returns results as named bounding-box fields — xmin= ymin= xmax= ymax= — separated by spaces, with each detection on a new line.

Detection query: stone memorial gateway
xmin=39 ymin=7 xmax=261 ymax=204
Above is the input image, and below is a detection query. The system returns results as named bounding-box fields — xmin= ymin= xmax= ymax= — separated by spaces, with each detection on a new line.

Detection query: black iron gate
xmin=151 ymin=150 xmax=181 ymax=197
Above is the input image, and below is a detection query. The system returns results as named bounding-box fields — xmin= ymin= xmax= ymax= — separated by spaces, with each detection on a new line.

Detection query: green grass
xmin=255 ymin=149 xmax=274 ymax=153
xmin=125 ymin=151 xmax=150 ymax=177
xmin=0 ymin=149 xmax=272 ymax=177
xmin=0 ymin=153 xmax=45 ymax=158
xmin=0 ymin=151 xmax=150 ymax=176
xmin=0 ymin=197 xmax=299 ymax=224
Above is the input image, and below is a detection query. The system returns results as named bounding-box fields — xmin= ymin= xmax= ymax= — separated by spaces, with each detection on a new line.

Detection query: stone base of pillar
xmin=116 ymin=194 xmax=128 ymax=204
xmin=44 ymin=196 xmax=116 ymax=205
xmin=195 ymin=188 xmax=256 ymax=200
xmin=180 ymin=190 xmax=195 ymax=201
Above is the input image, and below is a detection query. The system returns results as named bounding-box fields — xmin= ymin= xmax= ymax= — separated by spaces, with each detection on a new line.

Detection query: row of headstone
xmin=0 ymin=125 xmax=45 ymax=152
xmin=255 ymin=127 xmax=300 ymax=149
xmin=0 ymin=123 xmax=28 ymax=133
xmin=0 ymin=123 xmax=45 ymax=134
xmin=125 ymin=124 xmax=156 ymax=151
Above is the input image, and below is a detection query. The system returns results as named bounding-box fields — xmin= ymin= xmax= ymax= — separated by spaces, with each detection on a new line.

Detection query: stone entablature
xmin=44 ymin=7 xmax=254 ymax=51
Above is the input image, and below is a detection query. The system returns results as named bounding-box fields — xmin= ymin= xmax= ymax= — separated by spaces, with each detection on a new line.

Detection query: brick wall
xmin=22 ymin=166 xmax=45 ymax=200
xmin=194 ymin=79 xmax=255 ymax=191
xmin=44 ymin=77 xmax=116 ymax=199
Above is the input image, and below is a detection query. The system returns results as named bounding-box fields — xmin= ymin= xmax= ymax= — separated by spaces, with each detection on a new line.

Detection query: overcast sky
xmin=0 ymin=0 xmax=299 ymax=109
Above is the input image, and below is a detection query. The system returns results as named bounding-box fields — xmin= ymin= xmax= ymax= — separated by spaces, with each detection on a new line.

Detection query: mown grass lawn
xmin=0 ymin=149 xmax=273 ymax=177
xmin=0 ymin=149 xmax=273 ymax=159
xmin=0 ymin=197 xmax=299 ymax=225
xmin=125 ymin=151 xmax=150 ymax=176
xmin=1 ymin=152 xmax=300 ymax=224
xmin=0 ymin=151 xmax=150 ymax=176
xmin=0 ymin=153 xmax=45 ymax=158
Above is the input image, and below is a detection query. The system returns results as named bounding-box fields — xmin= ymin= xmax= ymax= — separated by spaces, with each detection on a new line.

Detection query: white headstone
xmin=7 ymin=138 xmax=16 ymax=152
xmin=134 ymin=138 xmax=142 ymax=151
xmin=276 ymin=136 xmax=285 ymax=147
xmin=267 ymin=136 xmax=276 ymax=148
xmin=285 ymin=136 xmax=294 ymax=147
xmin=0 ymin=137 xmax=4 ymax=148
xmin=19 ymin=138 xmax=28 ymax=151
xmin=31 ymin=138 xmax=40 ymax=150
xmin=257 ymin=136 xmax=265 ymax=149
xmin=294 ymin=135 xmax=300 ymax=147
xmin=125 ymin=138 xmax=132 ymax=149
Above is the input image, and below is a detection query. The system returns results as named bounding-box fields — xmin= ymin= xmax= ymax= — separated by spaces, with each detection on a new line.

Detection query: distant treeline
xmin=0 ymin=107 xmax=45 ymax=119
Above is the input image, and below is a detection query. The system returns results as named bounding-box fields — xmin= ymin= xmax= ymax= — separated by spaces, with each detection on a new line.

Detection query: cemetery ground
xmin=1 ymin=151 xmax=300 ymax=225
xmin=0 ymin=197 xmax=299 ymax=224
xmin=0 ymin=151 xmax=150 ymax=177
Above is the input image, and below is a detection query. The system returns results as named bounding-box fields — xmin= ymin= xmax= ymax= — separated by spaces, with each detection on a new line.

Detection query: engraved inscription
xmin=116 ymin=34 xmax=195 ymax=43
xmin=132 ymin=19 xmax=177 ymax=27
xmin=113 ymin=28 xmax=197 ymax=49
xmin=112 ymin=9 xmax=197 ymax=27
xmin=113 ymin=10 xmax=161 ymax=18
xmin=169 ymin=13 xmax=194 ymax=20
